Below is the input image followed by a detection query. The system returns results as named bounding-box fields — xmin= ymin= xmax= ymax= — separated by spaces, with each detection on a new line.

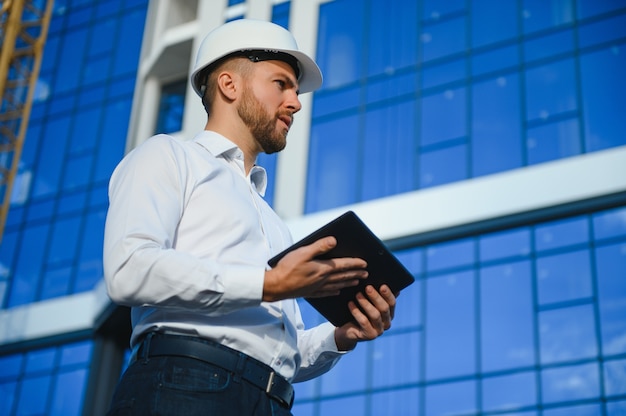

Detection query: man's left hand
xmin=334 ymin=284 xmax=397 ymax=351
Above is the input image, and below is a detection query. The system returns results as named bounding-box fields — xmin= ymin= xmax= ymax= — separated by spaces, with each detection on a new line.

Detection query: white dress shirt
xmin=103 ymin=131 xmax=343 ymax=382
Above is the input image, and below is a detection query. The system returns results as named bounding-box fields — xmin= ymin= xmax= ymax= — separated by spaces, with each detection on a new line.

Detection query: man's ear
xmin=216 ymin=71 xmax=239 ymax=102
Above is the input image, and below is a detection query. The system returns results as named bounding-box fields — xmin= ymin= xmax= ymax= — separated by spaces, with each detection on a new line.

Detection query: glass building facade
xmin=1 ymin=0 xmax=625 ymax=415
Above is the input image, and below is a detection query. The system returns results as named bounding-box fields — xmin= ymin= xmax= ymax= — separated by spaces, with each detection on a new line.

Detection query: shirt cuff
xmin=218 ymin=264 xmax=265 ymax=307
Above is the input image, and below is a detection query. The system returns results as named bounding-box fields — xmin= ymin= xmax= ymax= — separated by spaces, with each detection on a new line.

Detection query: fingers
xmin=350 ymin=285 xmax=397 ymax=337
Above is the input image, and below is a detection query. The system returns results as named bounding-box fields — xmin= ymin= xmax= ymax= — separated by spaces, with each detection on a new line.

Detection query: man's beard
xmin=237 ymin=87 xmax=290 ymax=154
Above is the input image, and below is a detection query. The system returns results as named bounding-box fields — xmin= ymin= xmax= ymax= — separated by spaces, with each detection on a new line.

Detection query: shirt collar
xmin=193 ymin=130 xmax=268 ymax=196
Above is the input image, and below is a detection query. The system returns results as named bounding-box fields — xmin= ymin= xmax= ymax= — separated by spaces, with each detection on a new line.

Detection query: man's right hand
xmin=262 ymin=236 xmax=368 ymax=302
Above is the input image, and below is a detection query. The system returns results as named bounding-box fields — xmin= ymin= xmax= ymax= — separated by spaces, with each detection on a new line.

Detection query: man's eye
xmin=275 ymin=80 xmax=286 ymax=88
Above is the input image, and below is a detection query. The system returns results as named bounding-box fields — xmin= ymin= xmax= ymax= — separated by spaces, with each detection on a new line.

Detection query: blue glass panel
xmin=112 ymin=8 xmax=147 ymax=76
xmin=89 ymin=183 xmax=109 ymax=208
xmin=23 ymin=123 xmax=43 ymax=167
xmin=271 ymin=2 xmax=290 ymax=27
xmin=539 ymin=305 xmax=598 ymax=364
xmin=25 ymin=347 xmax=56 ymax=374
xmin=535 ymin=215 xmax=588 ymax=252
xmin=41 ymin=267 xmax=72 ymax=300
xmin=312 ymin=86 xmax=360 ymax=118
xmin=74 ymin=209 xmax=106 ymax=292
xmin=607 ymin=400 xmax=626 ymax=414
xmin=319 ymin=345 xmax=367 ymax=395
xmin=579 ymin=13 xmax=626 ymax=49
xmin=0 ymin=231 xmax=18 ymax=303
xmin=479 ymin=228 xmax=531 ymax=262
xmin=425 ymin=380 xmax=476 ymax=415
xmin=420 ymin=143 xmax=467 ymax=188
xmin=361 ymin=101 xmax=416 ymax=201
xmin=371 ymin=331 xmax=420 ymax=388
xmin=524 ymin=29 xmax=575 ymax=62
xmin=318 ymin=395 xmax=366 ymax=415
xmin=89 ymin=18 xmax=117 ymax=56
xmin=26 ymin=199 xmax=54 ymax=222
xmin=0 ymin=381 xmax=17 ymax=415
xmin=593 ymin=206 xmax=626 ymax=240
xmin=365 ymin=71 xmax=418 ymax=104
xmin=421 ymin=16 xmax=466 ymax=62
xmin=306 ymin=115 xmax=359 ymax=213
xmin=526 ymin=118 xmax=581 ymax=165
xmin=395 ymin=246 xmax=423 ymax=276
xmin=16 ymin=375 xmax=52 ymax=415
xmin=482 ymin=371 xmax=537 ymax=412
xmin=33 ymin=115 xmax=71 ymax=198
xmin=48 ymin=216 xmax=81 ymax=264
xmin=525 ymin=58 xmax=577 ymax=122
xmin=67 ymin=6 xmax=92 ymax=28
xmin=94 ymin=98 xmax=131 ymax=182
xmin=426 ymin=238 xmax=474 ymax=272
xmin=390 ymin=279 xmax=421 ymax=329
xmin=426 ymin=271 xmax=475 ymax=379
xmin=536 ymin=249 xmax=593 ymax=305
xmin=49 ymin=93 xmax=76 ymax=117
xmin=41 ymin=36 xmax=61 ymax=74
xmin=54 ymin=28 xmax=88 ymax=94
xmin=293 ymin=376 xmax=316 ymax=402
xmin=108 ymin=75 xmax=136 ymax=98
xmin=423 ymin=0 xmax=465 ymax=19
xmin=155 ymin=79 xmax=185 ymax=134
xmin=421 ymin=88 xmax=466 ymax=146
xmin=50 ymin=369 xmax=87 ymax=416
xmin=481 ymin=261 xmax=535 ymax=371
xmin=595 ymin=242 xmax=626 ymax=355
xmin=472 ymin=0 xmax=518 ymax=48
xmin=422 ymin=58 xmax=465 ymax=89
xmin=471 ymin=45 xmax=518 ymax=77
xmin=580 ymin=44 xmax=626 ymax=151
xmin=9 ymin=223 xmax=49 ymax=307
xmin=83 ymin=55 xmax=111 ymax=85
xmin=522 ymin=0 xmax=575 ymax=33
xmin=63 ymin=154 xmax=94 ymax=189
xmin=291 ymin=402 xmax=314 ymax=416
xmin=69 ymin=107 xmax=102 ymax=154
xmin=543 ymin=403 xmax=602 ymax=416
xmin=541 ymin=362 xmax=600 ymax=403
xmin=0 ymin=354 xmax=23 ymax=379
xmin=370 ymin=387 xmax=420 ymax=416
xmin=316 ymin=0 xmax=365 ymax=88
xmin=472 ymin=74 xmax=522 ymax=176
xmin=604 ymin=358 xmax=626 ymax=397
xmin=57 ymin=191 xmax=88 ymax=215
xmin=367 ymin=0 xmax=419 ymax=76
xmin=577 ymin=0 xmax=626 ymax=19
xmin=78 ymin=85 xmax=106 ymax=107
xmin=96 ymin=0 xmax=122 ymax=19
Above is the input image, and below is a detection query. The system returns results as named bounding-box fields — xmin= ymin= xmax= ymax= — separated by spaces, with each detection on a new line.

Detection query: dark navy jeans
xmin=106 ymin=355 xmax=293 ymax=416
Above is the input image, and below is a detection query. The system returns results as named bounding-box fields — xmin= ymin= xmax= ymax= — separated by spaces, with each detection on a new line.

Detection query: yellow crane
xmin=0 ymin=0 xmax=53 ymax=244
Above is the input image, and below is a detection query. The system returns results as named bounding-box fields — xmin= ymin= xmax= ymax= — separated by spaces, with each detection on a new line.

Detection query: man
xmin=103 ymin=19 xmax=397 ymax=415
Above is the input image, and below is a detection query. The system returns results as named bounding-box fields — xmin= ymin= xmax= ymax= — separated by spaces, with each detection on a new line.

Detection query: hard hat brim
xmin=191 ymin=47 xmax=322 ymax=97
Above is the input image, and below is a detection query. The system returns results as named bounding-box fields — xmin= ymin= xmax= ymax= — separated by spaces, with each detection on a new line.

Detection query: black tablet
xmin=267 ymin=211 xmax=415 ymax=327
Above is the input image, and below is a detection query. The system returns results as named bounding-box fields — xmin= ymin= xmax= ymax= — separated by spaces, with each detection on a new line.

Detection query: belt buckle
xmin=265 ymin=371 xmax=276 ymax=394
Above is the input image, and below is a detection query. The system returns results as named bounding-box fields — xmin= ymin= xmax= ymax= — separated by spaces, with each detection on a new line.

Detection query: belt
xmin=132 ymin=333 xmax=294 ymax=409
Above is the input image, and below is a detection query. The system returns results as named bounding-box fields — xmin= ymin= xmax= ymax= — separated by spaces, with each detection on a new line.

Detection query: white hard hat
xmin=190 ymin=19 xmax=323 ymax=97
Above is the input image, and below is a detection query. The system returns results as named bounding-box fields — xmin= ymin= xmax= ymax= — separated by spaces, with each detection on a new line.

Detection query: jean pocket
xmin=158 ymin=361 xmax=231 ymax=393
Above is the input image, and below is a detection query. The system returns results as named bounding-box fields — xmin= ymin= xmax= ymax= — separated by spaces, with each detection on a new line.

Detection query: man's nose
xmin=285 ymin=90 xmax=302 ymax=114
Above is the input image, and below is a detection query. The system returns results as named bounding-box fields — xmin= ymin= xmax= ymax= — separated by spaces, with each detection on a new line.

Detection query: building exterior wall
xmin=1 ymin=0 xmax=625 ymax=415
